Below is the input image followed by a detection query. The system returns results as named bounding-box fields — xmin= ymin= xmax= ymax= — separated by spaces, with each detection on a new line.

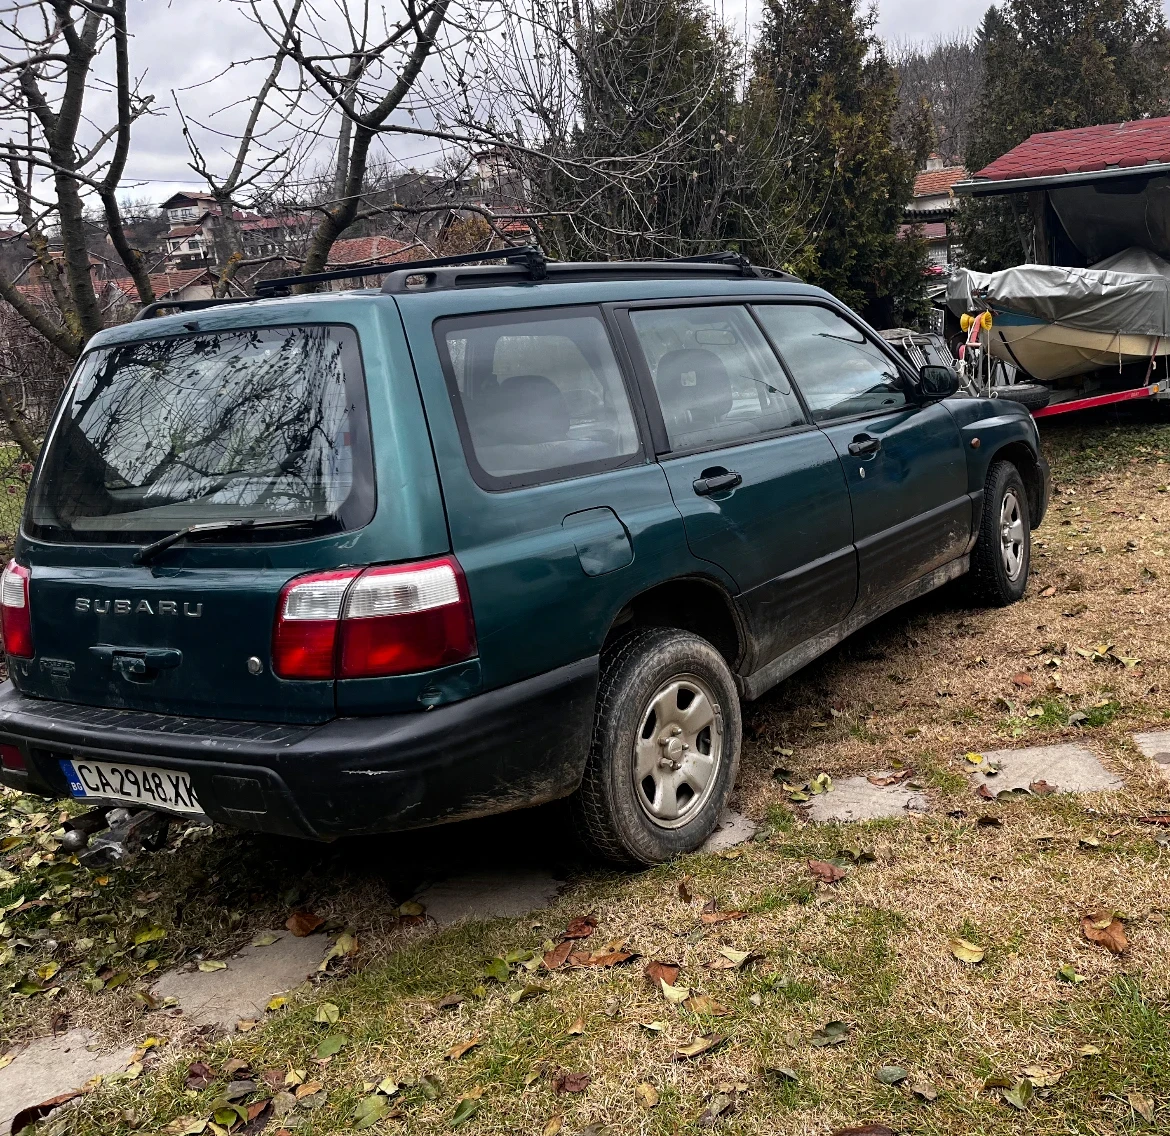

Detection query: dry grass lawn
xmin=2 ymin=407 xmax=1170 ymax=1135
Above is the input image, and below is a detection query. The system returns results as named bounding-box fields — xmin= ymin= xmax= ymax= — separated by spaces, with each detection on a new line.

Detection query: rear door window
xmin=626 ymin=305 xmax=806 ymax=451
xmin=26 ymin=324 xmax=374 ymax=543
xmin=437 ymin=308 xmax=643 ymax=488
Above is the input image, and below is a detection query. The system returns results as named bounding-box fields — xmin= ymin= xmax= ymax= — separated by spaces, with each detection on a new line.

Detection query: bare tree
xmin=890 ymin=33 xmax=983 ymax=167
xmin=0 ymin=0 xmax=156 ymax=359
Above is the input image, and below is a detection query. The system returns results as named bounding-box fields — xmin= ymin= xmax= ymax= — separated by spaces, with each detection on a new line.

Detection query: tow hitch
xmin=61 ymin=806 xmax=170 ymax=867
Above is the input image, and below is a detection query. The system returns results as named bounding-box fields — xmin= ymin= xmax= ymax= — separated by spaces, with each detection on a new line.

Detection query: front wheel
xmin=572 ymin=627 xmax=741 ymax=866
xmin=969 ymin=460 xmax=1031 ymax=606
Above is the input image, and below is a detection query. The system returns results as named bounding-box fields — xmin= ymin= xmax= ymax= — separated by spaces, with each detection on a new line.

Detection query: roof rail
xmin=132 ymin=296 xmax=255 ymax=321
xmin=254 ymin=245 xmax=545 ymax=298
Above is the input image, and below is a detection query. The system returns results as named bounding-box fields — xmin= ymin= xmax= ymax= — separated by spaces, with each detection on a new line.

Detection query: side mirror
xmin=918 ymin=364 xmax=960 ymax=401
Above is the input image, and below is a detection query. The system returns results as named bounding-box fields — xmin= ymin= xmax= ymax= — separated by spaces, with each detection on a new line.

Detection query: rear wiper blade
xmin=133 ymin=516 xmax=326 ymax=565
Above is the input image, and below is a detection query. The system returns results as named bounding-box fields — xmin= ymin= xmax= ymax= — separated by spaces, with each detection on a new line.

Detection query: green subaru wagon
xmin=0 ymin=250 xmax=1049 ymax=865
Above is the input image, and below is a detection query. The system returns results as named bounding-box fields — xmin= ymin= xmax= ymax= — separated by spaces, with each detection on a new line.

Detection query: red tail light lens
xmin=272 ymin=558 xmax=476 ymax=680
xmin=0 ymin=744 xmax=25 ymax=771
xmin=0 ymin=561 xmax=33 ymax=659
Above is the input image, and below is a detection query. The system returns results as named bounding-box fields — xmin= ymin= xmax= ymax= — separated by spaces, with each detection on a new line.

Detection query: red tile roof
xmin=899 ymin=222 xmax=949 ymax=241
xmin=975 ymin=115 xmax=1170 ymax=181
xmin=913 ymin=166 xmax=967 ymax=197
xmin=326 ymin=236 xmax=414 ymax=265
xmin=103 ymin=269 xmax=214 ymax=300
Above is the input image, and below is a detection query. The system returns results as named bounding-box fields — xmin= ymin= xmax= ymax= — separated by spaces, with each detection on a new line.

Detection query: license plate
xmin=59 ymin=758 xmax=202 ymax=815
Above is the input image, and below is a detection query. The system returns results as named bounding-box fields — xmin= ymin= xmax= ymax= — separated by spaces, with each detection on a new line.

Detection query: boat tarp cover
xmin=947 ymin=247 xmax=1170 ymax=337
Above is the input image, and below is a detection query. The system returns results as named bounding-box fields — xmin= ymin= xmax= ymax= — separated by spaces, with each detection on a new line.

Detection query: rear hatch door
xmin=15 ymin=312 xmax=447 ymax=723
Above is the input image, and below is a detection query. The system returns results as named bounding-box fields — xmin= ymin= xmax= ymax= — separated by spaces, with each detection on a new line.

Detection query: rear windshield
xmin=26 ymin=324 xmax=374 ymax=544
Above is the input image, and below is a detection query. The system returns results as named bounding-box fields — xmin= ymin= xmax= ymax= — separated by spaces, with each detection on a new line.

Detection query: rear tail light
xmin=0 ymin=561 xmax=33 ymax=659
xmin=272 ymin=557 xmax=476 ymax=680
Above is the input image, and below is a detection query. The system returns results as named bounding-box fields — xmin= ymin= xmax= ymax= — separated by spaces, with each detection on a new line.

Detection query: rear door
xmin=754 ymin=302 xmax=970 ymax=608
xmin=618 ymin=302 xmax=856 ymax=667
xmin=15 ymin=313 xmax=447 ymax=724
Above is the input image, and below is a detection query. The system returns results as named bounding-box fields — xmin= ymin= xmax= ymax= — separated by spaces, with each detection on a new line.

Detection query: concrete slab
xmin=970 ymin=743 xmax=1122 ymax=795
xmin=0 ymin=1028 xmax=136 ymax=1133
xmin=702 ymin=809 xmax=757 ymax=851
xmin=151 ymin=930 xmax=323 ymax=1031
xmin=1133 ymin=730 xmax=1170 ymax=784
xmin=806 ymin=775 xmax=928 ymax=822
xmin=414 ymin=870 xmax=562 ymax=927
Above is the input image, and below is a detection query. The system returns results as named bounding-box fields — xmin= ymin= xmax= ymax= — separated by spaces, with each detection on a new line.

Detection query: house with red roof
xmin=903 ymin=154 xmax=968 ymax=272
xmin=157 ymin=191 xmax=313 ymax=271
xmin=953 ymin=115 xmax=1170 ymax=266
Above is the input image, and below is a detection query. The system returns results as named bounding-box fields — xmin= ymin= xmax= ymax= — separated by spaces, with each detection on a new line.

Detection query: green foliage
xmin=960 ymin=0 xmax=1170 ymax=271
xmin=749 ymin=0 xmax=929 ymax=327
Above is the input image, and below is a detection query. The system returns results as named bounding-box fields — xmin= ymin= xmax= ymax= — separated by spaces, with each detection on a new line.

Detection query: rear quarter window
xmin=436 ymin=308 xmax=644 ymax=489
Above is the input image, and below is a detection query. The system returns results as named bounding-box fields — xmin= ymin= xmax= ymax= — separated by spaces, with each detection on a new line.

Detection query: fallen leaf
xmin=1012 ymin=672 xmax=1033 ymax=687
xmin=314 ymin=1002 xmax=340 ymax=1025
xmin=673 ymin=1034 xmax=726 ymax=1060
xmin=315 ymin=1035 xmax=347 ymax=1059
xmin=133 ymin=927 xmax=166 ymax=946
xmin=1057 ymin=964 xmax=1086 ymax=984
xmin=1127 ymin=1091 xmax=1154 ymax=1121
xmin=541 ymin=1116 xmax=563 ymax=1136
xmin=684 ymin=993 xmax=732 ymax=1016
xmin=236 ymin=1019 xmax=258 ymax=1032
xmin=876 ymin=1065 xmax=908 ymax=1085
xmin=267 ymin=994 xmax=290 ymax=1012
xmin=566 ymin=1016 xmax=585 ymax=1036
xmin=450 ymin=1097 xmax=479 ymax=1127
xmin=808 ymin=859 xmax=846 ymax=883
xmin=949 ymin=937 xmax=986 ymax=964
xmin=482 ymin=957 xmax=510 ymax=983
xmin=1082 ymin=908 xmax=1128 ymax=954
xmin=252 ymin=932 xmax=281 ymax=947
xmin=352 ymin=1094 xmax=388 ymax=1130
xmin=319 ymin=931 xmax=358 ymax=970
xmin=1077 ymin=1044 xmax=1102 ymax=1056
xmin=417 ymin=1073 xmax=443 ymax=1100
xmin=397 ymin=900 xmax=426 ymax=917
xmin=768 ymin=1066 xmax=799 ymax=1082
xmin=376 ymin=1077 xmax=399 ymax=1096
xmin=285 ymin=911 xmax=324 ymax=937
xmin=197 ymin=960 xmax=227 ymax=972
xmin=810 ymin=1020 xmax=850 ymax=1047
xmin=161 ymin=1117 xmax=208 ymax=1136
xmin=645 ymin=960 xmax=681 ymax=988
xmin=678 ymin=878 xmax=693 ymax=903
xmin=1030 ymin=780 xmax=1059 ymax=796
xmin=1040 ymin=586 xmax=1056 ymax=597
xmin=698 ymin=1091 xmax=735 ymax=1125
xmin=661 ymin=979 xmax=692 ymax=1004
xmin=445 ymin=1036 xmax=480 ymax=1060
xmin=707 ymin=946 xmax=756 ymax=970
xmin=542 ymin=940 xmax=574 ymax=970
xmin=562 ymin=915 xmax=597 ymax=940
xmin=830 ymin=1126 xmax=895 ymax=1136
xmin=1021 ymin=1065 xmax=1061 ymax=1088
xmin=295 ymin=1081 xmax=323 ymax=1100
xmin=910 ymin=1080 xmax=938 ymax=1101
xmin=435 ymin=993 xmax=463 ymax=1011
xmin=1001 ymin=1078 xmax=1035 ymax=1110
xmin=185 ymin=1062 xmax=214 ymax=1090
xmin=508 ymin=984 xmax=547 ymax=1004
xmin=635 ymin=1082 xmax=660 ymax=1108
xmin=639 ymin=1019 xmax=667 ymax=1032
xmin=568 ymin=948 xmax=635 ymax=968
xmin=552 ymin=1071 xmax=591 ymax=1093
xmin=699 ymin=899 xmax=745 ymax=925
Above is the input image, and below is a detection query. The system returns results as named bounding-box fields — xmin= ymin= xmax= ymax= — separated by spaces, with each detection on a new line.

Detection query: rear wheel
xmin=573 ymin=627 xmax=741 ymax=866
xmin=969 ymin=460 xmax=1031 ymax=606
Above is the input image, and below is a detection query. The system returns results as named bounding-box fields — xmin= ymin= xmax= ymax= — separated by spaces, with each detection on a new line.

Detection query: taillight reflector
xmin=0 ymin=561 xmax=33 ymax=659
xmin=272 ymin=558 xmax=476 ymax=680
xmin=0 ymin=744 xmax=25 ymax=771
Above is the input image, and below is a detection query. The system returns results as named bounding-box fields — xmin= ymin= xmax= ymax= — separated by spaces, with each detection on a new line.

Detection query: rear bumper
xmin=0 ymin=659 xmax=598 ymax=840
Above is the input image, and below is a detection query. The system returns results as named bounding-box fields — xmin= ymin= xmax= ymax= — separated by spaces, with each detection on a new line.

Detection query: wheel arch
xmin=602 ymin=575 xmax=748 ymax=675
xmin=989 ymin=440 xmax=1046 ymax=528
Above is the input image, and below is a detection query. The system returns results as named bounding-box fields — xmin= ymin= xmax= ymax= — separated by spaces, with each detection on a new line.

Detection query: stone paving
xmin=151 ymin=929 xmax=325 ymax=1032
xmin=969 ymin=743 xmax=1123 ymax=795
xmin=701 ymin=808 xmax=757 ymax=851
xmin=0 ymin=1028 xmax=136 ymax=1134
xmin=1132 ymin=729 xmax=1170 ymax=785
xmin=413 ymin=870 xmax=564 ymax=927
xmin=807 ymin=774 xmax=929 ymax=822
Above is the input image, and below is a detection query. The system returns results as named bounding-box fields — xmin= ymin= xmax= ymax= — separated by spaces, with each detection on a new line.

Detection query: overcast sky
xmin=37 ymin=0 xmax=1170 ymax=205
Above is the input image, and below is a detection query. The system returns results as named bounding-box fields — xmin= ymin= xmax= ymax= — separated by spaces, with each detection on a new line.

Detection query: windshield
xmin=26 ymin=324 xmax=374 ymax=544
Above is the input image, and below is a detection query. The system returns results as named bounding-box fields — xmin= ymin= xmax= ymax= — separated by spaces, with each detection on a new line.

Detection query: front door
xmin=754 ymin=302 xmax=971 ymax=609
xmin=620 ymin=302 xmax=856 ymax=667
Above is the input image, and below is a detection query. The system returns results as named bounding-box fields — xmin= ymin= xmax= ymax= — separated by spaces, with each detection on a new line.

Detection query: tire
xmin=969 ymin=460 xmax=1031 ymax=606
xmin=572 ymin=627 xmax=742 ymax=866
xmin=994 ymin=383 xmax=1051 ymax=411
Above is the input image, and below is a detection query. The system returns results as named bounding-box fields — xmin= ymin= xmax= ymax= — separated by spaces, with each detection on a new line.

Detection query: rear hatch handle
xmin=90 ymin=645 xmax=182 ymax=682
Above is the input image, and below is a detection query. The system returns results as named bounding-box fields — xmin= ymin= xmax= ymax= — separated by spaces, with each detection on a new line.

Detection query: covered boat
xmin=947 ymin=247 xmax=1170 ymax=382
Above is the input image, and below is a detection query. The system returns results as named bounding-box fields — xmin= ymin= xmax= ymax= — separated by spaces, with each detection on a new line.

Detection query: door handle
xmin=848 ymin=433 xmax=881 ymax=456
xmin=693 ymin=470 xmax=742 ymax=496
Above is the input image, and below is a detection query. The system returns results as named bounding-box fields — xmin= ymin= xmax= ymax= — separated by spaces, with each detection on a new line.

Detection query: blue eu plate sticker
xmin=59 ymin=759 xmax=87 ymax=798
